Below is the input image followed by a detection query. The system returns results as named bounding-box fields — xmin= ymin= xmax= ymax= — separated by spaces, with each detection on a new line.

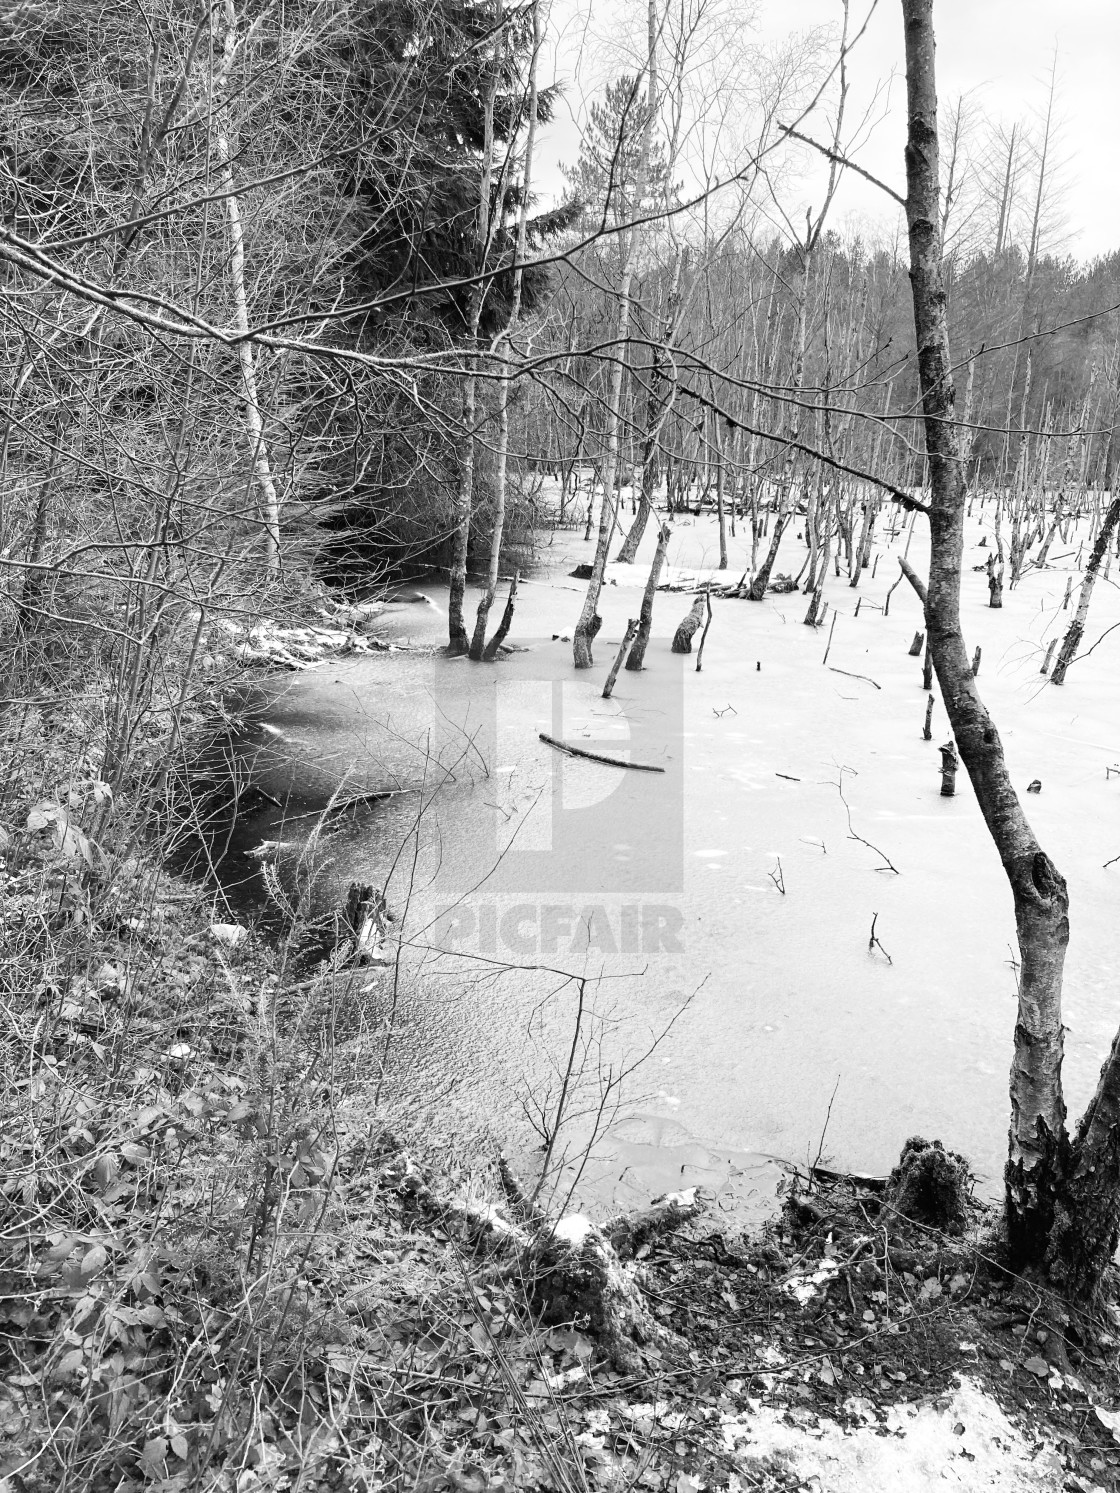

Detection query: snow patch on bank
xmin=724 ymin=1375 xmax=1071 ymax=1492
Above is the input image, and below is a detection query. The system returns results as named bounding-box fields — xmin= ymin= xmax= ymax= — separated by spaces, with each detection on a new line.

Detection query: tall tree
xmin=901 ymin=0 xmax=1120 ymax=1297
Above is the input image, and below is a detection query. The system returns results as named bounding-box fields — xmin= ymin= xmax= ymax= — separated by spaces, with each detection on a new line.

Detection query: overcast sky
xmin=536 ymin=0 xmax=1120 ymax=262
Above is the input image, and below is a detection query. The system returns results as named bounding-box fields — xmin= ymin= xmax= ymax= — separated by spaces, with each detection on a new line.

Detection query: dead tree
xmin=1049 ymin=495 xmax=1120 ymax=685
xmin=671 ymin=595 xmax=706 ymax=653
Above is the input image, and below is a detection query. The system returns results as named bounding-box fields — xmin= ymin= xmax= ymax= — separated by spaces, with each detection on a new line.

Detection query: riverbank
xmin=5 ymin=490 xmax=1120 ymax=1489
xmin=2 ymin=663 xmax=1119 ymax=1491
xmin=2 ymin=799 xmax=1117 ymax=1491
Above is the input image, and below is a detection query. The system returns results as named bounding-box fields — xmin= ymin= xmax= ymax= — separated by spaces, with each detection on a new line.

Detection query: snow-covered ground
xmin=241 ymin=489 xmax=1120 ymax=1207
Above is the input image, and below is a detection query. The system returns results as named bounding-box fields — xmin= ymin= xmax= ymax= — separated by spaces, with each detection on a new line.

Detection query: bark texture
xmin=901 ymin=0 xmax=1070 ymax=1268
xmin=670 ymin=595 xmax=706 ymax=653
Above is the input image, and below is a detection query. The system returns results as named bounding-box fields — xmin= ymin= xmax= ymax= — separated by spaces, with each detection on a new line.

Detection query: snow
xmin=551 ymin=1213 xmax=597 ymax=1246
xmin=723 ymin=1376 xmax=1072 ymax=1491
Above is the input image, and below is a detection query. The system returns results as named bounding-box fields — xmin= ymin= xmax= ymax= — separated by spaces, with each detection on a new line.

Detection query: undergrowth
xmin=0 ymin=683 xmax=595 ymax=1493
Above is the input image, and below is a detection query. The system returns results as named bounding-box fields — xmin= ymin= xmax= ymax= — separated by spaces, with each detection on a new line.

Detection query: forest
xmin=3 ymin=0 xmax=1120 ymax=1488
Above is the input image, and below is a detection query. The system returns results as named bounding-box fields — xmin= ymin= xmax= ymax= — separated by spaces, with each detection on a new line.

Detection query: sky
xmin=534 ymin=0 xmax=1120 ymax=262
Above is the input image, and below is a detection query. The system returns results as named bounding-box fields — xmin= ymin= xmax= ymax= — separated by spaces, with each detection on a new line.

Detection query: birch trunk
xmin=1049 ymin=495 xmax=1120 ymax=686
xmin=573 ymin=4 xmax=657 ymax=665
xmin=900 ymin=0 xmax=1070 ymax=1268
xmin=216 ymin=0 xmax=281 ymax=572
xmin=470 ymin=0 xmax=542 ymax=659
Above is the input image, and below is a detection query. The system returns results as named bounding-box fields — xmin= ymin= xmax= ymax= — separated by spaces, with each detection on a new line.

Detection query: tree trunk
xmin=449 ymin=1 xmax=506 ymax=653
xmin=715 ymin=419 xmax=728 ymax=570
xmin=616 ymin=246 xmax=686 ymax=564
xmin=1049 ymin=495 xmax=1120 ymax=685
xmin=482 ymin=573 xmax=518 ymax=661
xmin=626 ymin=522 xmax=671 ymax=671
xmin=470 ymin=0 xmax=542 ymax=660
xmin=573 ymin=2 xmax=657 ymax=663
xmin=216 ymin=0 xmax=280 ymax=572
xmin=447 ymin=367 xmax=477 ymax=655
xmin=603 ymin=619 xmax=639 ymax=698
xmin=900 ymin=0 xmax=1070 ymax=1269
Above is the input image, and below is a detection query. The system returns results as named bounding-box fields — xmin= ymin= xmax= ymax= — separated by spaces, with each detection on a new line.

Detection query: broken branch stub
xmin=939 ymin=739 xmax=958 ymax=797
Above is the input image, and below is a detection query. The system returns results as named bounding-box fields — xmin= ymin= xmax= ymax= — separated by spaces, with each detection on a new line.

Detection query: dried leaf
xmin=26 ymin=804 xmax=57 ymax=832
xmin=80 ymin=1243 xmax=109 ymax=1277
xmin=140 ymin=1435 xmax=168 ymax=1471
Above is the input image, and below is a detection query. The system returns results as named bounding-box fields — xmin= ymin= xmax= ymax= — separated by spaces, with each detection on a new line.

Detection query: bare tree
xmin=901 ymin=0 xmax=1120 ymax=1295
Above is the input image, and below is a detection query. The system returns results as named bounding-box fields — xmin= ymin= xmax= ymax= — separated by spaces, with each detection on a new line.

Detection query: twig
xmin=538 ymin=733 xmax=665 ymax=772
xmin=808 ymin=1076 xmax=842 ymax=1191
xmin=778 ymin=122 xmax=907 ymax=206
xmin=768 ymin=856 xmax=786 ymax=894
xmin=868 ymin=912 xmax=893 ymax=964
xmin=828 ymin=666 xmax=881 ymax=689
xmin=834 ymin=767 xmax=899 ymax=874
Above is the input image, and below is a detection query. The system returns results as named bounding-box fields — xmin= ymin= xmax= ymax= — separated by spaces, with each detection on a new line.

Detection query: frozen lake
xmin=225 ymin=497 xmax=1120 ymax=1214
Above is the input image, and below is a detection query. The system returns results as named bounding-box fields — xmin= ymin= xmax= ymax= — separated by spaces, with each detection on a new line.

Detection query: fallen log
xmin=538 ymin=733 xmax=665 ymax=773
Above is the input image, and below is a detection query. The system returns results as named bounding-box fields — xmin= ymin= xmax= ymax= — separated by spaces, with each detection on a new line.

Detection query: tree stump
xmin=533 ymin=1189 xmax=701 ymax=1372
xmin=987 ymin=553 xmax=1004 ymax=608
xmin=886 ymin=1137 xmax=970 ymax=1231
xmin=671 ymin=596 xmax=706 ymax=653
xmin=939 ymin=739 xmax=958 ymax=796
xmin=341 ymin=882 xmax=391 ymax=965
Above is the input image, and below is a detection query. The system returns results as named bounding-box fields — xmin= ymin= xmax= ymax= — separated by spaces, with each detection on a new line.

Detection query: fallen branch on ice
xmin=538 ymin=734 xmax=665 ymax=773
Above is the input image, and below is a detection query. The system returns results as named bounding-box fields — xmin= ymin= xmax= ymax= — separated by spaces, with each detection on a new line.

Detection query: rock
xmin=209 ymin=922 xmax=248 ymax=947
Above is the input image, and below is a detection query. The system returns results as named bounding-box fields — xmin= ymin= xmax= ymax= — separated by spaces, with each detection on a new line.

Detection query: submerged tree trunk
xmin=900 ymin=0 xmax=1070 ymax=1270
